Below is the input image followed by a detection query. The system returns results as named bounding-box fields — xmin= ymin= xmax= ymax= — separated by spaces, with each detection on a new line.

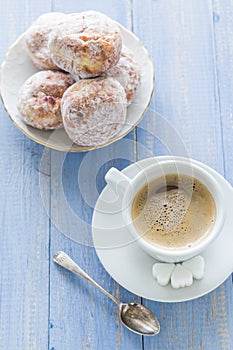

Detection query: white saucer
xmin=92 ymin=156 xmax=233 ymax=302
xmin=0 ymin=22 xmax=154 ymax=152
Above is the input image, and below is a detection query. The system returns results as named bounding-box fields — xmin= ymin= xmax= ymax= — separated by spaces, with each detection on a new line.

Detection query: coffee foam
xmin=132 ymin=174 xmax=216 ymax=249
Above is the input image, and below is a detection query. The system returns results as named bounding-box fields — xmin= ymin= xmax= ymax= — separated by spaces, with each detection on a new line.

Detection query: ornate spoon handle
xmin=53 ymin=251 xmax=120 ymax=305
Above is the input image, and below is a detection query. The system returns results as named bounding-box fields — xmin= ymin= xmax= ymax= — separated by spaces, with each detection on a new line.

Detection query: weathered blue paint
xmin=0 ymin=1 xmax=233 ymax=349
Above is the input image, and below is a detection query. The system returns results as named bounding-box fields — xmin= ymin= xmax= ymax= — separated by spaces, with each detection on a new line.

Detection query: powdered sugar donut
xmin=49 ymin=11 xmax=122 ymax=78
xmin=17 ymin=70 xmax=75 ymax=130
xmin=61 ymin=77 xmax=127 ymax=146
xmin=105 ymin=46 xmax=141 ymax=104
xmin=25 ymin=12 xmax=66 ymax=70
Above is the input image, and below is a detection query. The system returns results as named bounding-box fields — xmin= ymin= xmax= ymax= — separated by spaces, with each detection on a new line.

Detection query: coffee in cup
xmin=105 ymin=158 xmax=225 ymax=262
xmin=132 ymin=174 xmax=216 ymax=249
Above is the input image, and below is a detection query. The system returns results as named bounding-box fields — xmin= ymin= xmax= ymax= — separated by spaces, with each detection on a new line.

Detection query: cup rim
xmin=122 ymin=158 xmax=226 ymax=259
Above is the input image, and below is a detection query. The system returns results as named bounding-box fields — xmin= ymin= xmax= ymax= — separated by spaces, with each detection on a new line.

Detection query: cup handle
xmin=105 ymin=167 xmax=131 ymax=196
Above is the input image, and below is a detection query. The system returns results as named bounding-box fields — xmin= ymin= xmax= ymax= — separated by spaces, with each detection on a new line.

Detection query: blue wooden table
xmin=1 ymin=1 xmax=233 ymax=349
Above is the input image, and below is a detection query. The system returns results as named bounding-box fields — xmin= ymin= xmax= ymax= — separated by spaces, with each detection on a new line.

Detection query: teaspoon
xmin=53 ymin=251 xmax=160 ymax=336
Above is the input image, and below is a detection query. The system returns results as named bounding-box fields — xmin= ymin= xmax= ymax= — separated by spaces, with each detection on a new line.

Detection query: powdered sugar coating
xmin=25 ymin=12 xmax=66 ymax=70
xmin=18 ymin=70 xmax=75 ymax=130
xmin=105 ymin=46 xmax=141 ymax=104
xmin=61 ymin=77 xmax=127 ymax=146
xmin=32 ymin=12 xmax=65 ymax=26
xmin=49 ymin=10 xmax=122 ymax=78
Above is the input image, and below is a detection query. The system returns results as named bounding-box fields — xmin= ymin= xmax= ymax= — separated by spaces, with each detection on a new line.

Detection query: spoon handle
xmin=53 ymin=251 xmax=120 ymax=305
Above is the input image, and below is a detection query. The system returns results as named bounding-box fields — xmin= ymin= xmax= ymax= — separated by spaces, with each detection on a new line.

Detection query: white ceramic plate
xmin=92 ymin=156 xmax=233 ymax=302
xmin=0 ymin=23 xmax=154 ymax=152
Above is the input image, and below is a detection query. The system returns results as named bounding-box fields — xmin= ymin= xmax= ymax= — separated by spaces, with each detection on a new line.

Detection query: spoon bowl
xmin=53 ymin=251 xmax=160 ymax=336
xmin=120 ymin=302 xmax=160 ymax=336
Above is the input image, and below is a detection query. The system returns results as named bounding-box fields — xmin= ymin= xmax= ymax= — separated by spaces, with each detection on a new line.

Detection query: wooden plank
xmin=48 ymin=149 xmax=141 ymax=350
xmin=48 ymin=1 xmax=142 ymax=349
xmin=213 ymin=0 xmax=233 ymax=186
xmin=0 ymin=2 xmax=52 ymax=350
xmin=0 ymin=130 xmax=50 ymax=350
xmin=211 ymin=1 xmax=233 ymax=347
xmin=132 ymin=0 xmax=233 ymax=349
xmin=134 ymin=0 xmax=224 ymax=171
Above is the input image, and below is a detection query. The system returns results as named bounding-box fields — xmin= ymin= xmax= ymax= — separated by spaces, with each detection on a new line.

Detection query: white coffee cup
xmin=105 ymin=158 xmax=225 ymax=263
